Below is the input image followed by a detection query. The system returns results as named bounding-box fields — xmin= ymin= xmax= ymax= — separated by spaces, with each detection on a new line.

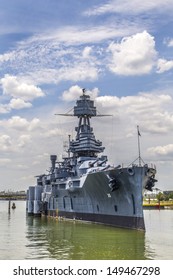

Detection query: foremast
xmin=69 ymin=90 xmax=105 ymax=158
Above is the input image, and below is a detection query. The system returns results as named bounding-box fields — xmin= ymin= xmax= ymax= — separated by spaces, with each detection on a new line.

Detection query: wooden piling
xmin=8 ymin=200 xmax=11 ymax=214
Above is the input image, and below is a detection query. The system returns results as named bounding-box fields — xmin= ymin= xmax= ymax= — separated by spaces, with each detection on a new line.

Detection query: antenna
xmin=137 ymin=125 xmax=142 ymax=166
xmin=128 ymin=125 xmax=145 ymax=167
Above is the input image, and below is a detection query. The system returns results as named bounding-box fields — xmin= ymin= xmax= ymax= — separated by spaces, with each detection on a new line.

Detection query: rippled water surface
xmin=0 ymin=201 xmax=173 ymax=260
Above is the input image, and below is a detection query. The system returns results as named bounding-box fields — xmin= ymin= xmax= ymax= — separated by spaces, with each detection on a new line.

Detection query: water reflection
xmin=144 ymin=210 xmax=173 ymax=260
xmin=1 ymin=201 xmax=172 ymax=260
xmin=25 ymin=216 xmax=151 ymax=260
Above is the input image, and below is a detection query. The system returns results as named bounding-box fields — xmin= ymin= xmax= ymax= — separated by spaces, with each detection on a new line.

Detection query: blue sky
xmin=1 ymin=0 xmax=173 ymax=190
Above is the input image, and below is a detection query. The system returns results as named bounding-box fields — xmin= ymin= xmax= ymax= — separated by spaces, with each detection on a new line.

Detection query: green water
xmin=0 ymin=201 xmax=173 ymax=260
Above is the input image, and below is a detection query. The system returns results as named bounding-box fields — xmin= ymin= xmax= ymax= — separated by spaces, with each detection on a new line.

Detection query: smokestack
xmin=50 ymin=155 xmax=57 ymax=171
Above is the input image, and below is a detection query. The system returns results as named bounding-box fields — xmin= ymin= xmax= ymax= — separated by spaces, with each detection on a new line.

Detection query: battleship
xmin=26 ymin=89 xmax=157 ymax=230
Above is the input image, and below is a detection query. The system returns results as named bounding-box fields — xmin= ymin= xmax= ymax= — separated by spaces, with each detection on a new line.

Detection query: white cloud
xmin=0 ymin=74 xmax=45 ymax=101
xmin=96 ymin=91 xmax=173 ymax=135
xmin=20 ymin=62 xmax=99 ymax=85
xmin=0 ymin=98 xmax=32 ymax=114
xmin=9 ymin=98 xmax=32 ymax=110
xmin=18 ymin=135 xmax=31 ymax=148
xmin=0 ymin=27 xmax=157 ymax=85
xmin=5 ymin=116 xmax=29 ymax=130
xmin=25 ymin=25 xmax=139 ymax=46
xmin=167 ymin=39 xmax=173 ymax=47
xmin=28 ymin=118 xmax=41 ymax=131
xmin=82 ymin=46 xmax=93 ymax=58
xmin=0 ymin=51 xmax=16 ymax=63
xmin=62 ymin=85 xmax=99 ymax=102
xmin=0 ymin=158 xmax=11 ymax=166
xmin=62 ymin=85 xmax=84 ymax=101
xmin=0 ymin=135 xmax=12 ymax=152
xmin=157 ymin=58 xmax=173 ymax=73
xmin=148 ymin=144 xmax=173 ymax=156
xmin=96 ymin=92 xmax=172 ymax=112
xmin=107 ymin=31 xmax=157 ymax=75
xmin=0 ymin=104 xmax=9 ymax=114
xmin=85 ymin=0 xmax=173 ymax=16
xmin=0 ymin=75 xmax=45 ymax=114
xmin=44 ymin=128 xmax=63 ymax=138
xmin=0 ymin=24 xmax=141 ymax=83
xmin=1 ymin=116 xmax=40 ymax=131
xmin=0 ymin=23 xmax=143 ymax=88
xmin=57 ymin=64 xmax=99 ymax=82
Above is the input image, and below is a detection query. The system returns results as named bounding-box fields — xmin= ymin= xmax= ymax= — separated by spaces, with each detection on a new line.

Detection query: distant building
xmin=144 ymin=188 xmax=162 ymax=199
xmin=163 ymin=191 xmax=173 ymax=196
xmin=0 ymin=191 xmax=5 ymax=195
xmin=16 ymin=190 xmax=26 ymax=194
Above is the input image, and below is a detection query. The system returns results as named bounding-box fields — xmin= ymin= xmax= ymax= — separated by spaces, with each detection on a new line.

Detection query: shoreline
xmin=0 ymin=197 xmax=26 ymax=201
xmin=143 ymin=200 xmax=173 ymax=209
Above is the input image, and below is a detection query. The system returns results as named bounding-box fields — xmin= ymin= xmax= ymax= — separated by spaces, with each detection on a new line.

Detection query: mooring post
xmin=8 ymin=200 xmax=11 ymax=214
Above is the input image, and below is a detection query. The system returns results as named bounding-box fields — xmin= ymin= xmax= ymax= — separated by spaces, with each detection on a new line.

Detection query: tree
xmin=156 ymin=192 xmax=164 ymax=202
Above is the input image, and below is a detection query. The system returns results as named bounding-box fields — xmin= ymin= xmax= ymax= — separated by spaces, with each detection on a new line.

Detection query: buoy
xmin=12 ymin=202 xmax=16 ymax=209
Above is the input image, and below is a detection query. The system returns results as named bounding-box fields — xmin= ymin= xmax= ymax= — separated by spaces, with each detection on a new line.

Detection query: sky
xmin=0 ymin=0 xmax=173 ymax=191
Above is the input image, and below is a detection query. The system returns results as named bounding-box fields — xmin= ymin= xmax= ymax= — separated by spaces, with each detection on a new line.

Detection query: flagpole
xmin=137 ymin=125 xmax=141 ymax=166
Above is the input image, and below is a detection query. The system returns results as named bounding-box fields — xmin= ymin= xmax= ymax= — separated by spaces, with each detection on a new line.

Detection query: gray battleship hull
xmin=40 ymin=165 xmax=152 ymax=230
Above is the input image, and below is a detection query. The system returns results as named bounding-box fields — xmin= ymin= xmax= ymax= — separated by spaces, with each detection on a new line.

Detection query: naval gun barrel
xmin=97 ymin=159 xmax=107 ymax=166
xmin=89 ymin=158 xmax=100 ymax=167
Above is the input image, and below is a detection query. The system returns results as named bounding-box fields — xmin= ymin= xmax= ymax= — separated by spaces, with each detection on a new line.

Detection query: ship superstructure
xmin=26 ymin=90 xmax=157 ymax=230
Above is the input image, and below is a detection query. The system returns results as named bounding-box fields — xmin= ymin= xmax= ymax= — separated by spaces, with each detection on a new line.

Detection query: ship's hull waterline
xmin=46 ymin=211 xmax=145 ymax=230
